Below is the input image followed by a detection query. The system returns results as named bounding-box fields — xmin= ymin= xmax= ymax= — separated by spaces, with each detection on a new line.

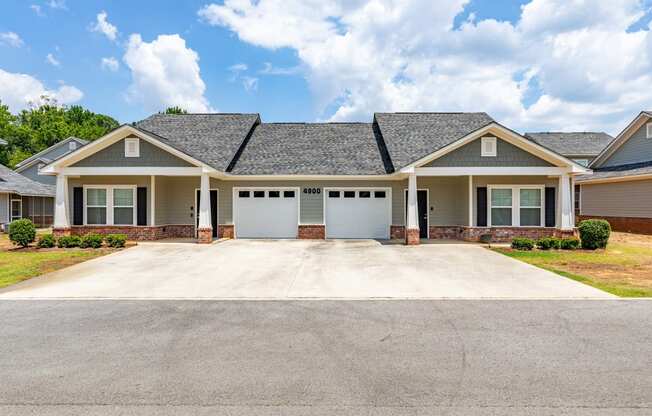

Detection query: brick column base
xmin=197 ymin=227 xmax=213 ymax=244
xmin=53 ymin=227 xmax=71 ymax=238
xmin=405 ymin=228 xmax=420 ymax=245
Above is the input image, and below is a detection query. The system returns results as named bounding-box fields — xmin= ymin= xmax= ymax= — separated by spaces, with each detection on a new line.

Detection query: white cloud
xmin=229 ymin=63 xmax=248 ymax=73
xmin=241 ymin=76 xmax=258 ymax=92
xmin=0 ymin=32 xmax=24 ymax=48
xmin=199 ymin=0 xmax=652 ymax=134
xmin=0 ymin=69 xmax=83 ymax=112
xmin=46 ymin=0 xmax=66 ymax=10
xmin=259 ymin=62 xmax=301 ymax=75
xmin=90 ymin=11 xmax=118 ymax=41
xmin=101 ymin=56 xmax=120 ymax=72
xmin=30 ymin=4 xmax=44 ymax=16
xmin=46 ymin=53 xmax=60 ymax=67
xmin=123 ymin=33 xmax=212 ymax=112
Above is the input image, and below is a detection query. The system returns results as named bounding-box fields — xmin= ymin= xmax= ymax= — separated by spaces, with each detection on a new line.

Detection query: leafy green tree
xmin=162 ymin=106 xmax=188 ymax=115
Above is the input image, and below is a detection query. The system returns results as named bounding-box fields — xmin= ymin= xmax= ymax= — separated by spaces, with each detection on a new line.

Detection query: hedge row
xmin=511 ymin=219 xmax=610 ymax=251
xmin=8 ymin=219 xmax=126 ymax=248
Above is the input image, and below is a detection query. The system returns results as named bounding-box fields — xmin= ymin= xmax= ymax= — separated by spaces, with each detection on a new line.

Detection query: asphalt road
xmin=0 ymin=300 xmax=650 ymax=415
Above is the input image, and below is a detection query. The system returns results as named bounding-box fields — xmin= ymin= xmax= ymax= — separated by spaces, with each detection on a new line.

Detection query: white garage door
xmin=325 ymin=189 xmax=391 ymax=239
xmin=234 ymin=188 xmax=299 ymax=238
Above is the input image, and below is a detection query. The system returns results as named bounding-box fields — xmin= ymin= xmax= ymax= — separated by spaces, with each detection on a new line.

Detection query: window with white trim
xmin=124 ymin=138 xmax=140 ymax=157
xmin=481 ymin=136 xmax=497 ymax=157
xmin=647 ymin=123 xmax=652 ymax=139
xmin=489 ymin=186 xmax=544 ymax=227
xmin=85 ymin=186 xmax=136 ymax=225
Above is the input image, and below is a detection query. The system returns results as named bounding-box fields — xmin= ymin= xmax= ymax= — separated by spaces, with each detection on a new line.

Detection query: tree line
xmin=0 ymin=98 xmax=188 ymax=168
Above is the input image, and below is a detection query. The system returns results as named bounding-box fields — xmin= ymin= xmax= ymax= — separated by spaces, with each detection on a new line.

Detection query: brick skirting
xmin=70 ymin=225 xmax=194 ymax=241
xmin=390 ymin=225 xmax=405 ymax=239
xmin=197 ymin=227 xmax=212 ymax=244
xmin=578 ymin=215 xmax=652 ymax=235
xmin=392 ymin=225 xmax=576 ymax=243
xmin=298 ymin=224 xmax=325 ymax=239
xmin=218 ymin=224 xmax=234 ymax=239
xmin=406 ymin=228 xmax=420 ymax=245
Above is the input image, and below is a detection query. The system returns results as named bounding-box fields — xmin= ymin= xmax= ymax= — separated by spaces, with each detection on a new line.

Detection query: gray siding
xmin=415 ymin=177 xmax=468 ymax=226
xmin=39 ymin=138 xmax=85 ymax=161
xmin=67 ymin=176 xmax=152 ymax=225
xmin=154 ymin=176 xmax=198 ymax=226
xmin=0 ymin=193 xmax=8 ymax=224
xmin=72 ymin=138 xmax=194 ymax=167
xmin=601 ymin=122 xmax=652 ymax=167
xmin=19 ymin=163 xmax=56 ymax=185
xmin=471 ymin=176 xmax=559 ymax=226
xmin=425 ymin=137 xmax=553 ymax=167
xmin=580 ymin=180 xmax=652 ymax=218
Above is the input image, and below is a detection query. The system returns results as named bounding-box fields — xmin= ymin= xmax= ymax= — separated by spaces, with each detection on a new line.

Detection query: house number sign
xmin=303 ymin=188 xmax=321 ymax=194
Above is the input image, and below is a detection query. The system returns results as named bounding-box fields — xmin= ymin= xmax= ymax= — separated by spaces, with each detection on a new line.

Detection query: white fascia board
xmin=590 ymin=112 xmax=651 ymax=168
xmin=405 ymin=123 xmax=590 ymax=173
xmin=41 ymin=125 xmax=216 ymax=174
xmin=221 ymin=173 xmax=405 ymax=181
xmin=59 ymin=167 xmax=203 ymax=176
xmin=14 ymin=157 xmax=49 ymax=173
xmin=415 ymin=166 xmax=573 ymax=176
xmin=576 ymin=173 xmax=652 ymax=185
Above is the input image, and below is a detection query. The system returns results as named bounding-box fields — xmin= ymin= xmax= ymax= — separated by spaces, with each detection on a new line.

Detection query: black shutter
xmin=137 ymin=187 xmax=147 ymax=226
xmin=545 ymin=187 xmax=556 ymax=227
xmin=477 ymin=187 xmax=487 ymax=227
xmin=73 ymin=187 xmax=83 ymax=225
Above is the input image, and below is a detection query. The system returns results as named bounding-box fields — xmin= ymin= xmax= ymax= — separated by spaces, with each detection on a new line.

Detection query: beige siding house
xmin=40 ymin=112 xmax=589 ymax=244
xmin=577 ymin=111 xmax=652 ymax=234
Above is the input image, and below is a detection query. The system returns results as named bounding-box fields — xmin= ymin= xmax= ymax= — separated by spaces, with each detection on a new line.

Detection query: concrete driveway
xmin=0 ymin=240 xmax=613 ymax=299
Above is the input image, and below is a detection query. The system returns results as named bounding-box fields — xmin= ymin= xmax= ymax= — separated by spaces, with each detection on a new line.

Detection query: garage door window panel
xmin=344 ymin=191 xmax=355 ymax=198
xmin=283 ymin=191 xmax=295 ymax=198
xmin=253 ymin=191 xmax=265 ymax=198
xmin=328 ymin=191 xmax=340 ymax=198
xmin=269 ymin=191 xmax=280 ymax=198
xmin=375 ymin=191 xmax=386 ymax=198
xmin=239 ymin=191 xmax=250 ymax=198
xmin=359 ymin=191 xmax=371 ymax=198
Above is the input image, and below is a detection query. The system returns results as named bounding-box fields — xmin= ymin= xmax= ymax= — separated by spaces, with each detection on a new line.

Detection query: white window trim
xmin=488 ymin=185 xmax=545 ymax=227
xmin=124 ymin=138 xmax=140 ymax=158
xmin=10 ymin=197 xmax=22 ymax=222
xmin=647 ymin=123 xmax=652 ymax=139
xmin=83 ymin=185 xmax=137 ymax=226
xmin=481 ymin=136 xmax=497 ymax=157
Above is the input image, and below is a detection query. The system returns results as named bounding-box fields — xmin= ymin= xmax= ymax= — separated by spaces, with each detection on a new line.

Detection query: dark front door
xmin=405 ymin=190 xmax=428 ymax=239
xmin=196 ymin=190 xmax=218 ymax=238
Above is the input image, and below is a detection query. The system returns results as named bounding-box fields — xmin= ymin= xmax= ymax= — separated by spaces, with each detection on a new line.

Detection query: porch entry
xmin=195 ymin=190 xmax=218 ymax=238
xmin=405 ymin=189 xmax=428 ymax=238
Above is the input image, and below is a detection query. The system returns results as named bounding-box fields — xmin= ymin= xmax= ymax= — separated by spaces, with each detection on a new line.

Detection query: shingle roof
xmin=135 ymin=113 xmax=260 ymax=171
xmin=230 ymin=123 xmax=390 ymax=175
xmin=524 ymin=132 xmax=613 ymax=157
xmin=0 ymin=164 xmax=55 ymax=196
xmin=576 ymin=160 xmax=652 ymax=182
xmin=16 ymin=137 xmax=88 ymax=168
xmin=373 ymin=112 xmax=495 ymax=168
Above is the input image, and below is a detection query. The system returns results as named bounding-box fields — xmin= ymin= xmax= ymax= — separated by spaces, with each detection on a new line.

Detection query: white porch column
xmin=53 ymin=173 xmax=70 ymax=230
xmin=150 ymin=176 xmax=156 ymax=226
xmin=198 ymin=173 xmax=211 ymax=229
xmin=406 ymin=172 xmax=419 ymax=245
xmin=559 ymin=173 xmax=573 ymax=230
xmin=468 ymin=175 xmax=473 ymax=227
xmin=570 ymin=176 xmax=576 ymax=227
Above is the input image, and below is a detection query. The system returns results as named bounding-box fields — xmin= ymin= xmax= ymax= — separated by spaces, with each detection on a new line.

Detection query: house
xmin=0 ymin=137 xmax=88 ymax=229
xmin=576 ymin=111 xmax=652 ymax=233
xmin=15 ymin=137 xmax=88 ymax=185
xmin=39 ymin=112 xmax=589 ymax=244
xmin=524 ymin=132 xmax=614 ymax=216
xmin=0 ymin=164 xmax=55 ymax=229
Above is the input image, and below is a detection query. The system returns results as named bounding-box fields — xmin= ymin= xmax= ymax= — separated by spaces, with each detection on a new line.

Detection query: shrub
xmin=578 ymin=219 xmax=611 ymax=250
xmin=511 ymin=237 xmax=535 ymax=250
xmin=560 ymin=237 xmax=580 ymax=250
xmin=80 ymin=233 xmax=103 ymax=249
xmin=8 ymin=219 xmax=36 ymax=248
xmin=37 ymin=234 xmax=56 ymax=249
xmin=536 ymin=237 xmax=561 ymax=250
xmin=105 ymin=234 xmax=127 ymax=248
xmin=57 ymin=235 xmax=82 ymax=248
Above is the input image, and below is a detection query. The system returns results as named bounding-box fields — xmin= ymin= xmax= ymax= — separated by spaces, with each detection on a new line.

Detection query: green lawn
xmin=493 ymin=233 xmax=652 ymax=297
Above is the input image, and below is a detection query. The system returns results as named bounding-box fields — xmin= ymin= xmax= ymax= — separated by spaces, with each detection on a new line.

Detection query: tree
xmin=162 ymin=106 xmax=188 ymax=115
xmin=0 ymin=99 xmax=119 ymax=168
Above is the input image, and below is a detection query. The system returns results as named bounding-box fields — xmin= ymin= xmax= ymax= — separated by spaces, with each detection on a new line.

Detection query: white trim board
xmin=487 ymin=185 xmax=546 ymax=228
xmin=415 ymin=167 xmax=574 ymax=176
xmin=403 ymin=188 xmax=430 ymax=232
xmin=83 ymin=185 xmax=137 ymax=226
xmin=193 ymin=188 xmax=219 ymax=238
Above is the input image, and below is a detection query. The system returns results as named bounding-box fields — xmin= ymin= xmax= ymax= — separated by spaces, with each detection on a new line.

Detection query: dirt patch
xmin=562 ymin=261 xmax=652 ymax=289
xmin=610 ymin=232 xmax=652 ymax=248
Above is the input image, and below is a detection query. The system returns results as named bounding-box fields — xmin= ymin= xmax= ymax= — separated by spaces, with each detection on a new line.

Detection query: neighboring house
xmin=15 ymin=137 xmax=88 ymax=185
xmin=40 ymin=112 xmax=589 ymax=244
xmin=524 ymin=132 xmax=614 ymax=216
xmin=576 ymin=111 xmax=652 ymax=233
xmin=0 ymin=164 xmax=55 ymax=229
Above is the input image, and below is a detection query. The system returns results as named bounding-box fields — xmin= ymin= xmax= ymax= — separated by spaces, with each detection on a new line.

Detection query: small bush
xmin=536 ymin=237 xmax=562 ymax=250
xmin=105 ymin=233 xmax=127 ymax=248
xmin=8 ymin=219 xmax=36 ymax=248
xmin=578 ymin=219 xmax=611 ymax=250
xmin=560 ymin=237 xmax=580 ymax=250
xmin=80 ymin=233 xmax=103 ymax=249
xmin=37 ymin=234 xmax=56 ymax=248
xmin=57 ymin=235 xmax=82 ymax=248
xmin=511 ymin=237 xmax=535 ymax=250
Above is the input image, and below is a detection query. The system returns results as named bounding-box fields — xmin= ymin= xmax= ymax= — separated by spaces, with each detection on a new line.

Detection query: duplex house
xmin=577 ymin=111 xmax=652 ymax=233
xmin=40 ymin=112 xmax=589 ymax=244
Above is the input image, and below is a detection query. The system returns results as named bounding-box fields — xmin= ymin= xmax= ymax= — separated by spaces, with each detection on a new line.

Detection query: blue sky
xmin=1 ymin=0 xmax=652 ymax=134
